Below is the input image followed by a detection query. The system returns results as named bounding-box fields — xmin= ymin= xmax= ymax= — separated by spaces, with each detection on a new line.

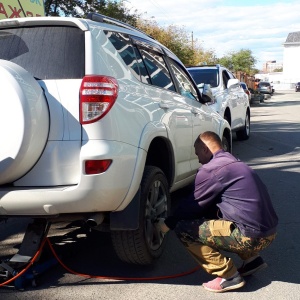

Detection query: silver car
xmin=258 ymin=81 xmax=273 ymax=95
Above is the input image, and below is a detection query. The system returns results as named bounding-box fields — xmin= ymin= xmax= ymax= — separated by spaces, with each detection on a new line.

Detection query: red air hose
xmin=0 ymin=237 xmax=201 ymax=286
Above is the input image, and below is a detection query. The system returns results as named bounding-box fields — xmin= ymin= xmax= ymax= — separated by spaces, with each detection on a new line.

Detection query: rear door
xmin=222 ymin=69 xmax=241 ymax=129
xmin=168 ymin=60 xmax=220 ymax=173
xmin=132 ymin=37 xmax=194 ymax=182
xmin=227 ymin=70 xmax=247 ymax=128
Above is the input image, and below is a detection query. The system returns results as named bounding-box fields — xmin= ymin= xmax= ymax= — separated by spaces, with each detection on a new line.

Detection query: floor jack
xmin=0 ymin=219 xmax=57 ymax=290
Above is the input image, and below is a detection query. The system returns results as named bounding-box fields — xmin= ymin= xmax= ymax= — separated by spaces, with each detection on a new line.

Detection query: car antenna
xmin=17 ymin=0 xmax=26 ymax=17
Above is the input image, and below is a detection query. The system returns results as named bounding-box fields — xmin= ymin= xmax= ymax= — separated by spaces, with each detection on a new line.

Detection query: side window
xmin=133 ymin=47 xmax=151 ymax=84
xmin=169 ymin=59 xmax=199 ymax=100
xmin=228 ymin=71 xmax=236 ymax=79
xmin=137 ymin=47 xmax=175 ymax=91
xmin=105 ymin=31 xmax=141 ymax=81
xmin=222 ymin=70 xmax=231 ymax=89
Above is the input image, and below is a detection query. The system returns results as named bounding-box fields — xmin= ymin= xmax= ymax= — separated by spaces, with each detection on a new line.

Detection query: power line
xmin=139 ymin=0 xmax=173 ymax=23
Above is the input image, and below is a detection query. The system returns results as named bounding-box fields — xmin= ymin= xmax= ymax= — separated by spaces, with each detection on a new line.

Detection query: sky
xmin=124 ymin=0 xmax=300 ymax=69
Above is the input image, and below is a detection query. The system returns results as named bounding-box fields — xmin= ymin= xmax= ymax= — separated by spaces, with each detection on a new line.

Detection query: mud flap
xmin=110 ymin=187 xmax=140 ymax=230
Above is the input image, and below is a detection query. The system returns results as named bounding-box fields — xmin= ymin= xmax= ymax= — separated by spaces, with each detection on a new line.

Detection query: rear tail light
xmin=80 ymin=75 xmax=119 ymax=124
xmin=85 ymin=160 xmax=112 ymax=175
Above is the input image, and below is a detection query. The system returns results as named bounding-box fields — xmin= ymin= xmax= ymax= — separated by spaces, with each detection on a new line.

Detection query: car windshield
xmin=188 ymin=68 xmax=219 ymax=88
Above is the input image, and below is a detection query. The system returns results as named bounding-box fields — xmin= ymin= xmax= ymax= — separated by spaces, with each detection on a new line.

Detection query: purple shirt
xmin=193 ymin=149 xmax=278 ymax=238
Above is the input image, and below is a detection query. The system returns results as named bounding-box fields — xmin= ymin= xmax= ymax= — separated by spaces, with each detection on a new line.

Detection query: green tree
xmin=136 ymin=18 xmax=216 ymax=66
xmin=218 ymin=49 xmax=257 ymax=74
xmin=43 ymin=1 xmax=216 ymax=65
xmin=44 ymin=0 xmax=83 ymax=17
xmin=273 ymin=67 xmax=283 ymax=72
xmin=44 ymin=0 xmax=140 ymax=25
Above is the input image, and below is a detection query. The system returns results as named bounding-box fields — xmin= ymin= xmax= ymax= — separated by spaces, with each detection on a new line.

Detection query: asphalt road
xmin=1 ymin=90 xmax=300 ymax=300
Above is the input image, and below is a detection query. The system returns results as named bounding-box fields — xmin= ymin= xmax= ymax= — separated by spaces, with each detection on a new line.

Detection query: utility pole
xmin=191 ymin=31 xmax=194 ymax=51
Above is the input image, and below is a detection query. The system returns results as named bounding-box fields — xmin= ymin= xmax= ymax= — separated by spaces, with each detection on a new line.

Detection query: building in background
xmin=255 ymin=31 xmax=300 ymax=91
xmin=283 ymin=31 xmax=300 ymax=84
xmin=262 ymin=61 xmax=283 ymax=73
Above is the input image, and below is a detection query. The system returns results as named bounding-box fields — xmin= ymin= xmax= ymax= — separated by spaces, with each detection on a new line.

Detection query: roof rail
xmin=86 ymin=12 xmax=154 ymax=39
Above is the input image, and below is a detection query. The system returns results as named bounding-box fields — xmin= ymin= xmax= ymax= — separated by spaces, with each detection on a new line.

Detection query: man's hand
xmin=155 ymin=218 xmax=170 ymax=234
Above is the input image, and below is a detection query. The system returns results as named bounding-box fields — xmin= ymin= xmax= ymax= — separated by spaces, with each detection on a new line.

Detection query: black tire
xmin=111 ymin=166 xmax=170 ymax=265
xmin=222 ymin=135 xmax=230 ymax=152
xmin=236 ymin=111 xmax=250 ymax=141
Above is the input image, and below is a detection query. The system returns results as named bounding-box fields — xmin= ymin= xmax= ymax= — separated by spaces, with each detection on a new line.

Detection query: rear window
xmin=0 ymin=26 xmax=85 ymax=79
xmin=259 ymin=82 xmax=270 ymax=87
xmin=188 ymin=68 xmax=219 ymax=88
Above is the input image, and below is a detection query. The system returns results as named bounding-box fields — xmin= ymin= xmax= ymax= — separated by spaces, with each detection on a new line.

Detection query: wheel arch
xmin=145 ymin=136 xmax=174 ymax=189
xmin=110 ymin=131 xmax=175 ymax=230
xmin=224 ymin=107 xmax=231 ymax=125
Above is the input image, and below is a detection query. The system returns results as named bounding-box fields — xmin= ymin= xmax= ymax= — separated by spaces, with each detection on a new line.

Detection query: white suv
xmin=187 ymin=65 xmax=250 ymax=140
xmin=0 ymin=14 xmax=231 ymax=265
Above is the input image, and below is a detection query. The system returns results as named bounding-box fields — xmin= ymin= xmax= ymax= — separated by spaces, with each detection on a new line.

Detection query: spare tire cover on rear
xmin=0 ymin=60 xmax=49 ymax=185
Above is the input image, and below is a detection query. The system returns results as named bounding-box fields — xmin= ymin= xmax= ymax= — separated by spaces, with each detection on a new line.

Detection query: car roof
xmin=0 ymin=16 xmax=153 ymax=39
xmin=0 ymin=15 xmax=182 ymax=66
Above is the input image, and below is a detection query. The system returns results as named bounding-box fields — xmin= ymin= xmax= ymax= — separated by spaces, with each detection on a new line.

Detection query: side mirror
xmin=227 ymin=78 xmax=239 ymax=89
xmin=201 ymin=83 xmax=213 ymax=103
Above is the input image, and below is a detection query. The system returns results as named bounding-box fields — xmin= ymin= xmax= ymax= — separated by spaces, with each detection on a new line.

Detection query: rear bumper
xmin=0 ymin=140 xmax=141 ymax=216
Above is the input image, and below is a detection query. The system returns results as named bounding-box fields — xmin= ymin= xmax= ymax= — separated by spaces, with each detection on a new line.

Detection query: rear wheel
xmin=111 ymin=166 xmax=170 ymax=265
xmin=236 ymin=111 xmax=250 ymax=141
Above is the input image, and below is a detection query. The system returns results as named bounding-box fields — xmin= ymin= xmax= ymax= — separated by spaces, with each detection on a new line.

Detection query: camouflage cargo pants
xmin=174 ymin=219 xmax=276 ymax=278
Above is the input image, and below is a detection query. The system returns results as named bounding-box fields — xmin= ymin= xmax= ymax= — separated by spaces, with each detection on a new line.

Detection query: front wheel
xmin=111 ymin=166 xmax=170 ymax=265
xmin=236 ymin=111 xmax=250 ymax=141
xmin=222 ymin=135 xmax=230 ymax=152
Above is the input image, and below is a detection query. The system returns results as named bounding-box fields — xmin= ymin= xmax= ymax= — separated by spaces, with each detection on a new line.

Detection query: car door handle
xmin=159 ymin=100 xmax=172 ymax=109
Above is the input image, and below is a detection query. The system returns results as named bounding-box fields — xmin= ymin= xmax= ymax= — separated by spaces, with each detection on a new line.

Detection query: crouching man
xmin=158 ymin=131 xmax=278 ymax=293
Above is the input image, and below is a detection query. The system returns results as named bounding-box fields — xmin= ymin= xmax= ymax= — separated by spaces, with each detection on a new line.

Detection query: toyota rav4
xmin=0 ymin=14 xmax=231 ymax=265
xmin=187 ymin=65 xmax=250 ymax=140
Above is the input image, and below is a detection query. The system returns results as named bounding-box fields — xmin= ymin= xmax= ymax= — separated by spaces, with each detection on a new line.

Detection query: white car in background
xmin=187 ymin=65 xmax=250 ymax=140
